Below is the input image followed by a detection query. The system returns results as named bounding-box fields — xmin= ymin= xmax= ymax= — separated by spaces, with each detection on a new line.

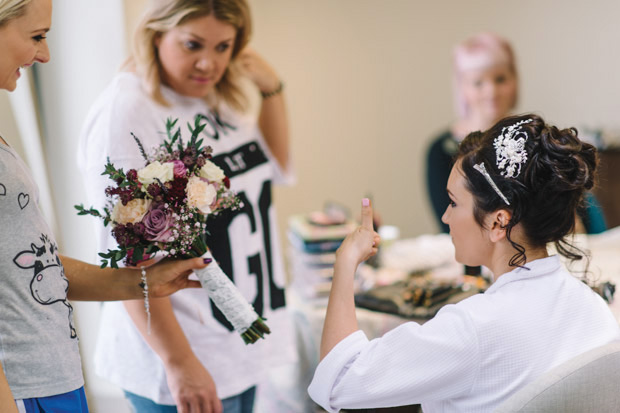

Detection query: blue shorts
xmin=16 ymin=386 xmax=89 ymax=413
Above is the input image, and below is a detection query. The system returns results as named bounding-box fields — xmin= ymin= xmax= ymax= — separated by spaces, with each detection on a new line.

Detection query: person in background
xmin=77 ymin=0 xmax=296 ymax=412
xmin=309 ymin=114 xmax=620 ymax=412
xmin=427 ymin=32 xmax=518 ymax=234
xmin=426 ymin=32 xmax=606 ymax=235
xmin=0 ymin=1 xmax=210 ymax=412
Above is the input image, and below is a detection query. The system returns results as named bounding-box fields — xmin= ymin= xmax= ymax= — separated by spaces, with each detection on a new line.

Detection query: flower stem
xmin=241 ymin=318 xmax=271 ymax=344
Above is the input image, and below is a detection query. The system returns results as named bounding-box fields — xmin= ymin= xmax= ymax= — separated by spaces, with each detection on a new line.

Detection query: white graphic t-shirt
xmin=77 ymin=72 xmax=297 ymax=403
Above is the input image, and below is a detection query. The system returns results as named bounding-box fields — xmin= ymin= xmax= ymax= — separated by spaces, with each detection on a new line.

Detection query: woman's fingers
xmin=361 ymin=198 xmax=374 ymax=230
xmin=212 ymin=397 xmax=223 ymax=413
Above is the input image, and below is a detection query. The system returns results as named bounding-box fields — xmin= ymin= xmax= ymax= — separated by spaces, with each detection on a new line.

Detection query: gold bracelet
xmin=260 ymin=81 xmax=284 ymax=99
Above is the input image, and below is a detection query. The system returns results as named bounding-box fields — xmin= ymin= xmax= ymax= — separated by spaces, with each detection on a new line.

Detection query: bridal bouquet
xmin=76 ymin=116 xmax=270 ymax=344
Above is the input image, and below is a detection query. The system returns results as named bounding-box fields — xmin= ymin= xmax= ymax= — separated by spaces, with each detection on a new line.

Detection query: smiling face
xmin=442 ymin=160 xmax=493 ymax=267
xmin=460 ymin=63 xmax=517 ymax=127
xmin=0 ymin=0 xmax=52 ymax=91
xmin=155 ymin=14 xmax=236 ymax=98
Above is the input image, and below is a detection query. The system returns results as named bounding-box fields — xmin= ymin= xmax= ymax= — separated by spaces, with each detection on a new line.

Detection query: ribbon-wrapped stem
xmin=194 ymin=250 xmax=270 ymax=344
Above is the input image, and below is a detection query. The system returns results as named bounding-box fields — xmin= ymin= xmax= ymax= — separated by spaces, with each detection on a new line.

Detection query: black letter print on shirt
xmin=205 ymin=144 xmax=286 ymax=331
xmin=196 ymin=111 xmax=236 ymax=141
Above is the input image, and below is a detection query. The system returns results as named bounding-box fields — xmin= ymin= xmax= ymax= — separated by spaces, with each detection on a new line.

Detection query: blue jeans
xmin=18 ymin=386 xmax=89 ymax=413
xmin=124 ymin=386 xmax=256 ymax=413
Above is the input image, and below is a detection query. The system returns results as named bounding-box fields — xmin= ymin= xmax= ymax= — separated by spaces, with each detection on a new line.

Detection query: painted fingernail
xmin=362 ymin=198 xmax=370 ymax=207
xmin=203 ymin=258 xmax=212 ymax=264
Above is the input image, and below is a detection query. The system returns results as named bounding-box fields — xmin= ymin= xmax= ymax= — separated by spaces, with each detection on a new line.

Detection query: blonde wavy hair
xmin=128 ymin=0 xmax=252 ymax=111
xmin=0 ymin=0 xmax=33 ymax=26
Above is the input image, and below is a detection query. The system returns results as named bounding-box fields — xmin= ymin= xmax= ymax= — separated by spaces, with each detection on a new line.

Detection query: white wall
xmin=34 ymin=1 xmax=129 ymax=409
xmin=245 ymin=0 xmax=620 ymax=238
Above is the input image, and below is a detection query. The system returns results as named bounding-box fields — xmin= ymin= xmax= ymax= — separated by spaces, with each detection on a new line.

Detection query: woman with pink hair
xmin=426 ymin=32 xmax=518 ymax=234
xmin=426 ymin=32 xmax=606 ymax=235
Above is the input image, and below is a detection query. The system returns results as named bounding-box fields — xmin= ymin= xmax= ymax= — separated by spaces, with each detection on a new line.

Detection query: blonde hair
xmin=0 ymin=0 xmax=32 ymax=27
xmin=452 ymin=32 xmax=519 ymax=119
xmin=128 ymin=0 xmax=252 ymax=111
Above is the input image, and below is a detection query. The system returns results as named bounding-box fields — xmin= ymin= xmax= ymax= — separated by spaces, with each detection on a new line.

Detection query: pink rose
xmin=171 ymin=160 xmax=187 ymax=178
xmin=143 ymin=203 xmax=174 ymax=242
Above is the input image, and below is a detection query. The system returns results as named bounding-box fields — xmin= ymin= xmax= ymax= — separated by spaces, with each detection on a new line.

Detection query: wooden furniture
xmin=593 ymin=148 xmax=620 ymax=229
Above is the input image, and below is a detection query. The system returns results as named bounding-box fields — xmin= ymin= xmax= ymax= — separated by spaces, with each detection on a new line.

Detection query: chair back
xmin=495 ymin=341 xmax=620 ymax=412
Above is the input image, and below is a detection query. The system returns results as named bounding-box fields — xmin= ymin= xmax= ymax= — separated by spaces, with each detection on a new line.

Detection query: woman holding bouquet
xmin=0 ymin=1 xmax=213 ymax=412
xmin=78 ymin=0 xmax=296 ymax=412
xmin=309 ymin=115 xmax=620 ymax=412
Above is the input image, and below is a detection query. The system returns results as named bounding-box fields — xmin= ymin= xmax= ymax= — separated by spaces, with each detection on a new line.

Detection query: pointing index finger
xmin=361 ymin=198 xmax=373 ymax=230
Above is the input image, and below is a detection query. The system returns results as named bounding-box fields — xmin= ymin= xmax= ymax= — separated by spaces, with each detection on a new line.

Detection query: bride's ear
xmin=488 ymin=209 xmax=512 ymax=243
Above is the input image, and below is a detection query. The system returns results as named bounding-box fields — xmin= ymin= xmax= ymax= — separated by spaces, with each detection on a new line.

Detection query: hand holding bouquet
xmin=76 ymin=116 xmax=270 ymax=344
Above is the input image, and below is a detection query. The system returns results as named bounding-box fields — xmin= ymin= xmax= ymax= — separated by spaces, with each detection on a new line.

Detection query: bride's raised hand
xmin=336 ymin=198 xmax=381 ymax=267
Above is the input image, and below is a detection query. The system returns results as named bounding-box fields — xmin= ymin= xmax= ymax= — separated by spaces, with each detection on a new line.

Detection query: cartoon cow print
xmin=13 ymin=234 xmax=77 ymax=339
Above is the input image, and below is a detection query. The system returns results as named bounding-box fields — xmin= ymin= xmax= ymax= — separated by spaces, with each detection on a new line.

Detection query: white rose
xmin=186 ymin=176 xmax=217 ymax=214
xmin=199 ymin=160 xmax=225 ymax=182
xmin=111 ymin=198 xmax=152 ymax=224
xmin=138 ymin=161 xmax=174 ymax=188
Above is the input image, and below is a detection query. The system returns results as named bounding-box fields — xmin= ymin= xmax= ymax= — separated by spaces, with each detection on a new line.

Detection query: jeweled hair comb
xmin=472 ymin=118 xmax=533 ymax=205
xmin=493 ymin=118 xmax=533 ymax=178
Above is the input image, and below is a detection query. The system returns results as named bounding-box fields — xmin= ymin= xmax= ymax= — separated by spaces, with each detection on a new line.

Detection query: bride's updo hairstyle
xmin=457 ymin=114 xmax=598 ymax=267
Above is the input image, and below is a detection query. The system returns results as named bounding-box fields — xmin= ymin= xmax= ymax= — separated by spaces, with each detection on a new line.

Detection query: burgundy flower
xmin=223 ymin=176 xmax=231 ymax=189
xmin=119 ymin=189 xmax=134 ymax=205
xmin=112 ymin=224 xmax=130 ymax=247
xmin=184 ymin=147 xmax=197 ymax=158
xmin=143 ymin=203 xmax=174 ymax=242
xmin=182 ymin=155 xmax=194 ymax=168
xmin=165 ymin=177 xmax=188 ymax=204
xmin=147 ymin=183 xmax=162 ymax=198
xmin=126 ymin=169 xmax=138 ymax=182
xmin=201 ymin=147 xmax=213 ymax=158
xmin=125 ymin=223 xmax=142 ymax=244
xmin=133 ymin=222 xmax=146 ymax=237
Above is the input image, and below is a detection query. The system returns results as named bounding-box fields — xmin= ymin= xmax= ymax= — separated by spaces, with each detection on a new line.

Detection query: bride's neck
xmin=489 ymin=244 xmax=549 ymax=282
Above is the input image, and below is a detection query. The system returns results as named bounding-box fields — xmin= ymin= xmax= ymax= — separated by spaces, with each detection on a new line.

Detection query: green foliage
xmin=164 ymin=118 xmax=181 ymax=154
